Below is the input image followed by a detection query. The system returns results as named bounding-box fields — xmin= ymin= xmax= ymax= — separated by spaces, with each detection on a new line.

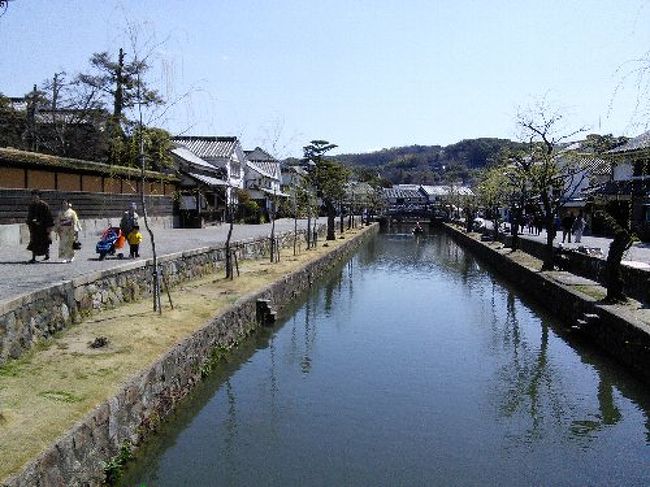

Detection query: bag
xmin=73 ymin=240 xmax=82 ymax=250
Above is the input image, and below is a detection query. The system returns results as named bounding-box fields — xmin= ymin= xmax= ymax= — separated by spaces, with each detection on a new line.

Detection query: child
xmin=127 ymin=224 xmax=143 ymax=258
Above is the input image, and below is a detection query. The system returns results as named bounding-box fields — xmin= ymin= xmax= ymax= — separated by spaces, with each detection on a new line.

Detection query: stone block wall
xmin=0 ymin=224 xmax=330 ymax=365
xmin=2 ymin=224 xmax=378 ymax=487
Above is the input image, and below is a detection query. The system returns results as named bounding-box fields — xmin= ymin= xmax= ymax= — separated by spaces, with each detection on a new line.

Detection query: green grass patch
xmin=574 ymin=285 xmax=607 ymax=301
xmin=38 ymin=390 xmax=84 ymax=403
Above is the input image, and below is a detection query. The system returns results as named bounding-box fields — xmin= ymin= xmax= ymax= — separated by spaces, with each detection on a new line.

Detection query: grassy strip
xmin=0 ymin=226 xmax=370 ymax=480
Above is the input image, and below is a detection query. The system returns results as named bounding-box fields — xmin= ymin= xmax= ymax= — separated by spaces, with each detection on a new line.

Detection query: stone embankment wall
xmin=0 ymin=224 xmax=329 ymax=365
xmin=501 ymin=234 xmax=650 ymax=303
xmin=2 ymin=224 xmax=378 ymax=487
xmin=444 ymin=224 xmax=650 ymax=383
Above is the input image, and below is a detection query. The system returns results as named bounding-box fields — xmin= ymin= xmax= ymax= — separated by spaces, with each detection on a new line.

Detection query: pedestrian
xmin=26 ymin=189 xmax=54 ymax=263
xmin=120 ymin=202 xmax=139 ymax=238
xmin=127 ymin=224 xmax=143 ymax=258
xmin=534 ymin=214 xmax=543 ymax=236
xmin=561 ymin=213 xmax=575 ymax=243
xmin=55 ymin=200 xmax=82 ymax=263
xmin=572 ymin=211 xmax=586 ymax=244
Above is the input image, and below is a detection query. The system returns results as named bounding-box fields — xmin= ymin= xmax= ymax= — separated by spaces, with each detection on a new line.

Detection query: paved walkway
xmin=478 ymin=219 xmax=650 ymax=267
xmin=518 ymin=229 xmax=650 ymax=267
xmin=3 ymin=219 xmax=648 ymax=304
xmin=0 ymin=218 xmax=327 ymax=302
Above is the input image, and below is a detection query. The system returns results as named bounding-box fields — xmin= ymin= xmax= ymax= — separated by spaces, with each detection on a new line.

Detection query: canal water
xmin=121 ymin=229 xmax=650 ymax=486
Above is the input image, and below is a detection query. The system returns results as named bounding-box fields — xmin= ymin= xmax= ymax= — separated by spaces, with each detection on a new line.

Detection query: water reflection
xmin=486 ymin=279 xmax=647 ymax=451
xmin=121 ymin=228 xmax=650 ymax=486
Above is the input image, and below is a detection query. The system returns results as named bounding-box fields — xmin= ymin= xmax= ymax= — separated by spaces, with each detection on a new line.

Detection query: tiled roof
xmin=420 ymin=185 xmax=474 ymax=196
xmin=607 ymin=131 xmax=650 ymax=154
xmin=172 ymin=136 xmax=239 ymax=159
xmin=244 ymin=147 xmax=276 ymax=162
xmin=171 ymin=146 xmax=214 ymax=171
xmin=393 ymin=184 xmax=421 ymax=191
xmin=382 ymin=188 xmax=425 ymax=199
xmin=585 ymin=179 xmax=650 ymax=197
xmin=248 ymin=160 xmax=280 ymax=179
xmin=575 ymin=155 xmax=610 ymax=176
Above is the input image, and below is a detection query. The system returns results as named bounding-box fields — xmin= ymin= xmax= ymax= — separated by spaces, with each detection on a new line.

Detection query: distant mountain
xmin=335 ymin=138 xmax=527 ymax=185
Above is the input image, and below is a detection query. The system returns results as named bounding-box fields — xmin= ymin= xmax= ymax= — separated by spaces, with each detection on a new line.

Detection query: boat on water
xmin=412 ymin=224 xmax=425 ymax=235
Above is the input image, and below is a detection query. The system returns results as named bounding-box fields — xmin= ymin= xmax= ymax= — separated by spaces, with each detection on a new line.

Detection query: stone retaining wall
xmin=2 ymin=223 xmax=378 ymax=487
xmin=501 ymin=234 xmax=650 ymax=303
xmin=445 ymin=224 xmax=650 ymax=383
xmin=0 ymin=224 xmax=331 ymax=365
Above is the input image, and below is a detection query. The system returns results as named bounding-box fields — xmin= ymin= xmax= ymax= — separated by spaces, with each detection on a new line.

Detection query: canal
xmin=121 ymin=228 xmax=650 ymax=486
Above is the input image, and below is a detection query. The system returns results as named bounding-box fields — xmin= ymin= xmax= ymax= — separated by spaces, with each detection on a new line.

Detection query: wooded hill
xmin=335 ymin=138 xmax=527 ymax=185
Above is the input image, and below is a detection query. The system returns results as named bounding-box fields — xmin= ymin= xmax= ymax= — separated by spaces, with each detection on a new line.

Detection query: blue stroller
xmin=96 ymin=227 xmax=126 ymax=260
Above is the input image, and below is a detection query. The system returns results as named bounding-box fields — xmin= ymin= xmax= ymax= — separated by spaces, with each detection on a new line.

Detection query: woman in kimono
xmin=55 ymin=200 xmax=82 ymax=263
xmin=26 ymin=190 xmax=55 ymax=263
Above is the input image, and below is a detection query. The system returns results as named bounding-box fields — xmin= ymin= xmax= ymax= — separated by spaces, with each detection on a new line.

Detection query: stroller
xmin=96 ymin=227 xmax=126 ymax=260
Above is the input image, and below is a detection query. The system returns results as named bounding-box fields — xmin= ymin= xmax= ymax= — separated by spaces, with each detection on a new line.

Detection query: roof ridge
xmin=172 ymin=135 xmax=238 ymax=141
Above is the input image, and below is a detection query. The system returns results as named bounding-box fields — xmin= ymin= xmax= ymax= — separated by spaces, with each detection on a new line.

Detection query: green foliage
xmin=103 ymin=440 xmax=133 ymax=486
xmin=335 ymin=138 xmax=527 ymax=185
xmin=582 ymin=133 xmax=629 ymax=154
xmin=303 ymin=140 xmax=349 ymax=204
xmin=121 ymin=126 xmax=173 ymax=170
xmin=236 ymin=190 xmax=263 ymax=223
xmin=0 ymin=93 xmax=26 ymax=148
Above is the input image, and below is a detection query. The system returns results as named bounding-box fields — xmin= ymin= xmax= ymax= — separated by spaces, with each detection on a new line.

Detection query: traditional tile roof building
xmin=171 ymin=136 xmax=245 ymax=194
xmin=602 ymin=131 xmax=650 ymax=240
xmin=242 ymin=147 xmax=286 ymax=213
xmin=170 ymin=136 xmax=247 ymax=226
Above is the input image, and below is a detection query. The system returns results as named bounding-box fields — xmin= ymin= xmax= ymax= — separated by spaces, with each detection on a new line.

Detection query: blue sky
xmin=1 ymin=0 xmax=649 ymax=157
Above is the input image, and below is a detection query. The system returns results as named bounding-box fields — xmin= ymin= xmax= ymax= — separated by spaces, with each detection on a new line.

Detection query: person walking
xmin=55 ymin=200 xmax=82 ymax=263
xmin=572 ymin=212 xmax=586 ymax=244
xmin=120 ymin=202 xmax=139 ymax=237
xmin=561 ymin=213 xmax=575 ymax=243
xmin=26 ymin=190 xmax=55 ymax=263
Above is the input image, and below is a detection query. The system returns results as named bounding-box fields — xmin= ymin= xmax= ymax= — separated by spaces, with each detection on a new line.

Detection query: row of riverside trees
xmin=473 ymin=99 xmax=636 ymax=303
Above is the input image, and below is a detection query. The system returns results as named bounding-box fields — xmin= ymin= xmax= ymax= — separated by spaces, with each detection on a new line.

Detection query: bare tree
xmin=515 ymin=98 xmax=587 ymax=269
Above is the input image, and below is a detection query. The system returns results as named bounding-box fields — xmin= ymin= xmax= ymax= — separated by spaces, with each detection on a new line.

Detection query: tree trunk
xmin=307 ymin=214 xmax=312 ymax=249
xmin=339 ymin=201 xmax=344 ymax=235
xmin=225 ymin=203 xmax=234 ymax=279
xmin=605 ymin=228 xmax=632 ymax=302
xmin=509 ymin=205 xmax=520 ymax=251
xmin=540 ymin=193 xmax=556 ymax=271
xmin=326 ymin=200 xmax=336 ymax=240
xmin=465 ymin=207 xmax=474 ymax=233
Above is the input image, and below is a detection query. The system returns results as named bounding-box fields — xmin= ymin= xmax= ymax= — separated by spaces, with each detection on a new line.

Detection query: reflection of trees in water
xmin=496 ymin=290 xmax=567 ymax=443
xmin=301 ymin=299 xmax=313 ymax=374
xmin=323 ymin=268 xmax=343 ymax=315
xmin=570 ymin=373 xmax=622 ymax=440
xmin=489 ymin=288 xmax=642 ymax=447
xmin=347 ymin=259 xmax=354 ymax=306
xmin=358 ymin=237 xmax=377 ymax=267
xmin=268 ymin=333 xmax=279 ymax=438
xmin=221 ymin=379 xmax=239 ymax=478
